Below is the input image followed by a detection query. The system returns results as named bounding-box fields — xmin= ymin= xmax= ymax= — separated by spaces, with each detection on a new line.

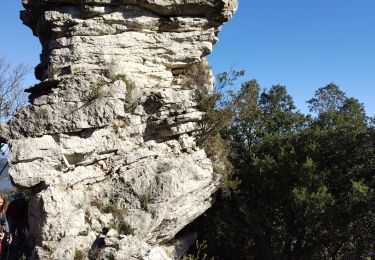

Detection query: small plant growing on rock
xmin=87 ymin=83 xmax=107 ymax=102
xmin=90 ymin=200 xmax=105 ymax=211
xmin=106 ymin=253 xmax=115 ymax=260
xmin=156 ymin=163 xmax=171 ymax=174
xmin=112 ymin=118 xmax=130 ymax=134
xmin=103 ymin=203 xmax=116 ymax=214
xmin=74 ymin=249 xmax=87 ymax=260
xmin=109 ymin=221 xmax=135 ymax=235
xmin=78 ymin=230 xmax=89 ymax=236
xmin=114 ymin=74 xmax=135 ymax=100
xmin=105 ymin=202 xmax=128 ymax=220
xmin=139 ymin=188 xmax=155 ymax=210
xmin=180 ymin=59 xmax=213 ymax=93
xmin=92 ymin=200 xmax=129 ymax=221
xmin=110 ymin=243 xmax=120 ymax=251
xmin=113 ymin=74 xmax=138 ymax=113
xmin=167 ymin=103 xmax=183 ymax=111
xmin=84 ymin=210 xmax=92 ymax=225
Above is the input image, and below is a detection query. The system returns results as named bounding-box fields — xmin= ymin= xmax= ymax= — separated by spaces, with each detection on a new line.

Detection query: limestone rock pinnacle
xmin=9 ymin=0 xmax=237 ymax=258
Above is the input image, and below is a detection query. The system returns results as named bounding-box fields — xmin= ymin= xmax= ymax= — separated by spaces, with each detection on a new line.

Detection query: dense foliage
xmin=193 ymin=81 xmax=375 ymax=259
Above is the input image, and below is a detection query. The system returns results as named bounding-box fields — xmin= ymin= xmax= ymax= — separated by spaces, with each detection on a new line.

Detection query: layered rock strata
xmin=7 ymin=0 xmax=237 ymax=259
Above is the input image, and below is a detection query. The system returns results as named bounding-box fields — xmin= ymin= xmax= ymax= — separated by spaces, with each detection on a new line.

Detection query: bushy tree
xmin=194 ymin=83 xmax=375 ymax=259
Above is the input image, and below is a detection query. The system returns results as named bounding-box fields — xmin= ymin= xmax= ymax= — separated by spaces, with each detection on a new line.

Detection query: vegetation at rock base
xmin=189 ymin=78 xmax=375 ymax=259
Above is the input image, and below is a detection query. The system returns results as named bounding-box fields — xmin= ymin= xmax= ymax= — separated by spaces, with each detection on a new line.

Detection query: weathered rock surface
xmin=7 ymin=0 xmax=237 ymax=258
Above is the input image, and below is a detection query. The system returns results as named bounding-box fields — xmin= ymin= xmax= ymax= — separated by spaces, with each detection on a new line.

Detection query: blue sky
xmin=1 ymin=0 xmax=375 ymax=116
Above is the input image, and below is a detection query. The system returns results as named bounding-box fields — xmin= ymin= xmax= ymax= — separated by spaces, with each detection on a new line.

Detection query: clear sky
xmin=1 ymin=0 xmax=374 ymax=116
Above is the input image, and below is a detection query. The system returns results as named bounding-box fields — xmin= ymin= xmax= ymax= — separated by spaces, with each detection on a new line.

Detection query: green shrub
xmin=92 ymin=201 xmax=129 ymax=221
xmin=180 ymin=59 xmax=213 ymax=94
xmin=74 ymin=249 xmax=86 ymax=260
xmin=103 ymin=203 xmax=117 ymax=214
xmin=87 ymin=84 xmax=107 ymax=102
xmin=109 ymin=221 xmax=135 ymax=235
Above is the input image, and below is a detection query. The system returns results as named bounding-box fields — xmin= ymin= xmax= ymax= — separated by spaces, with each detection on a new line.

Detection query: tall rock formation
xmin=7 ymin=0 xmax=237 ymax=259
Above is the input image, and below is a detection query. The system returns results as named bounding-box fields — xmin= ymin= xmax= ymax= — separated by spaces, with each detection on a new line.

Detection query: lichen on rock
xmin=8 ymin=0 xmax=237 ymax=258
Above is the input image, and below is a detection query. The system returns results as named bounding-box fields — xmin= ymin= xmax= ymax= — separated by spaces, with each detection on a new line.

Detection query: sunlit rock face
xmin=9 ymin=0 xmax=237 ymax=258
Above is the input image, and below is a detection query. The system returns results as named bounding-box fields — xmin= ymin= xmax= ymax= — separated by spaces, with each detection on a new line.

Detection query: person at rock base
xmin=0 ymin=192 xmax=12 ymax=257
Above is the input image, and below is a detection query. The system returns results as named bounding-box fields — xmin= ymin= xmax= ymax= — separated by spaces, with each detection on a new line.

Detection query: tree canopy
xmin=192 ymin=80 xmax=375 ymax=260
